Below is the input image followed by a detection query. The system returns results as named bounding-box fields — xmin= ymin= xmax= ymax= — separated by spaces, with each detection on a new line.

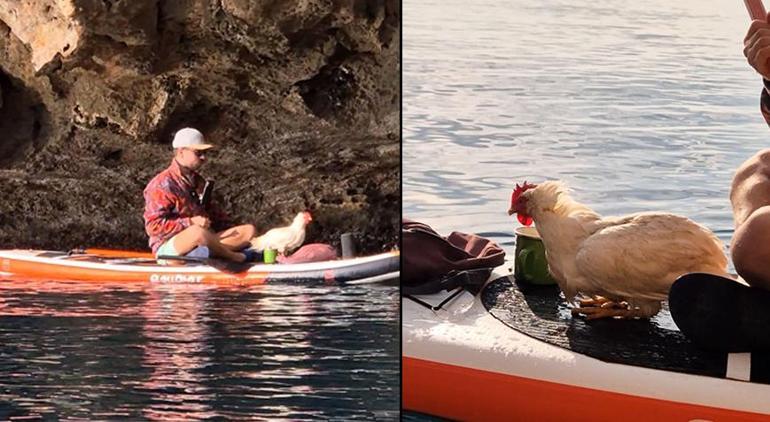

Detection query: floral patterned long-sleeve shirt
xmin=143 ymin=159 xmax=231 ymax=253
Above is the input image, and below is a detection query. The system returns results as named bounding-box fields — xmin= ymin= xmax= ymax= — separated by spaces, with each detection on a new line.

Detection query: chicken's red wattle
xmin=518 ymin=214 xmax=533 ymax=226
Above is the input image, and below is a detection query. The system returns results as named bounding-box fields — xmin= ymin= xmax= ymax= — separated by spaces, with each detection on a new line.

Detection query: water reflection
xmin=0 ymin=281 xmax=398 ymax=419
xmin=139 ymin=285 xmax=217 ymax=420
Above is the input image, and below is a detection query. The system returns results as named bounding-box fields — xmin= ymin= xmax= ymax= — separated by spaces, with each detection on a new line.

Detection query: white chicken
xmin=249 ymin=211 xmax=312 ymax=255
xmin=507 ymin=181 xmax=728 ymax=319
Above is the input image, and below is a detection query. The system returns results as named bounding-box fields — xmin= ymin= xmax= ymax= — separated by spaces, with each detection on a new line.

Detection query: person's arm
xmin=744 ymin=14 xmax=770 ymax=125
xmin=144 ymin=187 xmax=192 ymax=237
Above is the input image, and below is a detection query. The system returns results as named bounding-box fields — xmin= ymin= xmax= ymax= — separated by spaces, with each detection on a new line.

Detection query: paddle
xmin=745 ymin=0 xmax=767 ymax=20
xmin=200 ymin=179 xmax=214 ymax=206
xmin=156 ymin=254 xmax=253 ymax=274
xmin=70 ymin=248 xmax=252 ymax=274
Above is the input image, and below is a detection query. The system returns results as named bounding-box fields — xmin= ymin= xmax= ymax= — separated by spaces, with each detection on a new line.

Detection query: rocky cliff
xmin=0 ymin=0 xmax=400 ymax=254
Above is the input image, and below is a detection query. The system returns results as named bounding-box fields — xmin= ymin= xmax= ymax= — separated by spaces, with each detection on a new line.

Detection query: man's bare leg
xmin=730 ymin=148 xmax=770 ymax=290
xmin=217 ymin=224 xmax=256 ymax=250
xmin=171 ymin=225 xmax=246 ymax=262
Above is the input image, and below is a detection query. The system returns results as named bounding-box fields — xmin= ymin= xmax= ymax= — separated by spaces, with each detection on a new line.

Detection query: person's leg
xmin=172 ymin=225 xmax=246 ymax=262
xmin=732 ymin=206 xmax=770 ymax=290
xmin=730 ymin=148 xmax=770 ymax=227
xmin=669 ymin=272 xmax=770 ymax=351
xmin=730 ymin=148 xmax=770 ymax=289
xmin=155 ymin=237 xmax=183 ymax=265
xmin=217 ymin=224 xmax=256 ymax=250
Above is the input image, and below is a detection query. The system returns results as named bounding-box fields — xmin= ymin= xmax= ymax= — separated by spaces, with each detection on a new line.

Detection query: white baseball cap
xmin=172 ymin=128 xmax=213 ymax=150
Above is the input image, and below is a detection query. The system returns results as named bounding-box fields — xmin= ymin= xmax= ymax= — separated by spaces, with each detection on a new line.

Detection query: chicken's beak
xmin=507 ymin=208 xmax=515 ymax=216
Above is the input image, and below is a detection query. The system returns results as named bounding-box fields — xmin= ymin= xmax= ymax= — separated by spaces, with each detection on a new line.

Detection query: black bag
xmin=402 ymin=219 xmax=506 ymax=295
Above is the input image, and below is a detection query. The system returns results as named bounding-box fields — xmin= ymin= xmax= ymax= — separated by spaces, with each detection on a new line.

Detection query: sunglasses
xmin=186 ymin=148 xmax=206 ymax=158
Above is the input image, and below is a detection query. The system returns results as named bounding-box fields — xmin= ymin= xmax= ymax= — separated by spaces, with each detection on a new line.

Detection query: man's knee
xmin=187 ymin=225 xmax=212 ymax=246
xmin=243 ymin=224 xmax=256 ymax=240
xmin=754 ymin=148 xmax=770 ymax=166
xmin=732 ymin=206 xmax=770 ymax=288
xmin=733 ymin=148 xmax=770 ymax=185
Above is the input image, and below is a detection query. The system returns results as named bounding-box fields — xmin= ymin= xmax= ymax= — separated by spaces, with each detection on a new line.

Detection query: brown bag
xmin=402 ymin=219 xmax=506 ymax=295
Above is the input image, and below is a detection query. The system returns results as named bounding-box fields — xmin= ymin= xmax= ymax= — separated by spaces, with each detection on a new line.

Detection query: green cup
xmin=514 ymin=227 xmax=556 ymax=285
xmin=263 ymin=248 xmax=277 ymax=264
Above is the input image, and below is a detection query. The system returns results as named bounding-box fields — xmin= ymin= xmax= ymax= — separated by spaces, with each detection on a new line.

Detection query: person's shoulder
xmin=144 ymin=166 xmax=175 ymax=192
xmin=145 ymin=167 xmax=167 ymax=184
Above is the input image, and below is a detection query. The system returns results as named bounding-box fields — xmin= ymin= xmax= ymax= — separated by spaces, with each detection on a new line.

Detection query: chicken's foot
xmin=576 ymin=296 xmax=627 ymax=309
xmin=572 ymin=296 xmax=642 ymax=319
xmin=571 ymin=301 xmax=649 ymax=320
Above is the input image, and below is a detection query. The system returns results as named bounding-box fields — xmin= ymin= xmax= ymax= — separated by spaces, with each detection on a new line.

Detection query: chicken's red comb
xmin=511 ymin=181 xmax=537 ymax=202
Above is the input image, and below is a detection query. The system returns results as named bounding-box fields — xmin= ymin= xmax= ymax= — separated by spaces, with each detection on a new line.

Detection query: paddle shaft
xmin=745 ymin=0 xmax=767 ymax=20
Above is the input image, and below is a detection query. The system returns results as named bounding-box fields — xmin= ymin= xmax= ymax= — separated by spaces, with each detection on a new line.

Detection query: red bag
xmin=277 ymin=244 xmax=338 ymax=264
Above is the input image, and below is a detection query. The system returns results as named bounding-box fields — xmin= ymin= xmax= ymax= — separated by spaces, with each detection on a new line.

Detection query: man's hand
xmin=745 ymin=14 xmax=770 ymax=78
xmin=191 ymin=215 xmax=211 ymax=229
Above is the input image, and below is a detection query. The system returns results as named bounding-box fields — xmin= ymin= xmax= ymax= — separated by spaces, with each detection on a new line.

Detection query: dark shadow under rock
xmin=296 ymin=46 xmax=356 ymax=120
xmin=0 ymin=70 xmax=50 ymax=167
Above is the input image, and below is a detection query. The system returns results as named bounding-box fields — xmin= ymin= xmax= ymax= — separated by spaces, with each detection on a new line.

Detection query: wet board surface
xmin=481 ymin=276 xmax=770 ymax=384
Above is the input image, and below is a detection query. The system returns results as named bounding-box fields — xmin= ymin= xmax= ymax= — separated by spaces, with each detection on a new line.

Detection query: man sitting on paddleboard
xmin=143 ymin=127 xmax=258 ymax=263
xmin=732 ymin=15 xmax=770 ymax=290
xmin=668 ymin=14 xmax=770 ymax=352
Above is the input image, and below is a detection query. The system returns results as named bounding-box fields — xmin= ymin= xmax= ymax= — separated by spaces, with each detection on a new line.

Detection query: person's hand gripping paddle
xmin=744 ymin=0 xmax=770 ymax=77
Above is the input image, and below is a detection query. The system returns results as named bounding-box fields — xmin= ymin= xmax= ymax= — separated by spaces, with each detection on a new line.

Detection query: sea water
xmin=403 ymin=0 xmax=761 ymax=419
xmin=0 ymin=281 xmax=399 ymax=419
